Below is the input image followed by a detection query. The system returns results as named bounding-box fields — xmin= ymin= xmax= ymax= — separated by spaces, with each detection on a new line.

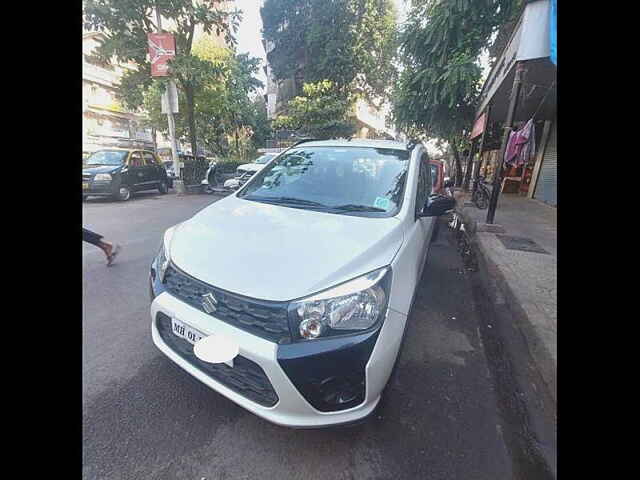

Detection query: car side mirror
xmin=420 ymin=194 xmax=456 ymax=217
xmin=443 ymin=178 xmax=454 ymax=188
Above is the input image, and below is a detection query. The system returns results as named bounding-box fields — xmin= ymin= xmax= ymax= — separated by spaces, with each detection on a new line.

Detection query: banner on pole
xmin=470 ymin=112 xmax=487 ymax=140
xmin=148 ymin=33 xmax=176 ymax=77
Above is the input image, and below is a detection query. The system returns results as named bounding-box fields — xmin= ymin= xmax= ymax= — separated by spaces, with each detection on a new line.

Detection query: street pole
xmin=156 ymin=5 xmax=185 ymax=195
xmin=462 ymin=140 xmax=477 ymax=191
xmin=486 ymin=62 xmax=525 ymax=224
xmin=473 ymin=103 xmax=491 ymax=197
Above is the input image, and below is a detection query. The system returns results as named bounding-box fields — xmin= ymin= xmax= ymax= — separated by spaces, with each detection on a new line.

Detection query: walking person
xmin=83 ymin=228 xmax=121 ymax=266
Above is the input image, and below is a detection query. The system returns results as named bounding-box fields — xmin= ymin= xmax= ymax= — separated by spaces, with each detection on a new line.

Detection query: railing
xmin=180 ymin=157 xmax=209 ymax=186
xmin=264 ymin=130 xmax=312 ymax=151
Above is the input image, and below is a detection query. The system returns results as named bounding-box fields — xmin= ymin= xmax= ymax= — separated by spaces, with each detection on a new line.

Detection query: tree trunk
xmin=184 ymin=82 xmax=198 ymax=159
xmin=450 ymin=138 xmax=463 ymax=187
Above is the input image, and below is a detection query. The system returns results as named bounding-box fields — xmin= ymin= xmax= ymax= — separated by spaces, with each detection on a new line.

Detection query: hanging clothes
xmin=504 ymin=119 xmax=536 ymax=167
xmin=504 ymin=129 xmax=519 ymax=166
xmin=517 ymin=119 xmax=536 ymax=167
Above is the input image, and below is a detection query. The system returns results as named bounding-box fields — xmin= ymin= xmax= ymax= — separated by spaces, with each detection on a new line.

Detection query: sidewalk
xmin=456 ymin=191 xmax=557 ymax=404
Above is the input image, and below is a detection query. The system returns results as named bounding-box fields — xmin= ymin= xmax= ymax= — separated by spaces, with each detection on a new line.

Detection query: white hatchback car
xmin=149 ymin=139 xmax=455 ymax=428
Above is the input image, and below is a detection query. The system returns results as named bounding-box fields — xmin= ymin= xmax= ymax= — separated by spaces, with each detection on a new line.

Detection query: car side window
xmin=143 ymin=152 xmax=157 ymax=167
xmin=415 ymin=153 xmax=431 ymax=217
xmin=129 ymin=152 xmax=144 ymax=167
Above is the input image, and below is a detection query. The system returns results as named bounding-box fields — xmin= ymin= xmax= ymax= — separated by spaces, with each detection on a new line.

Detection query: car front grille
xmin=156 ymin=312 xmax=279 ymax=407
xmin=162 ymin=264 xmax=291 ymax=343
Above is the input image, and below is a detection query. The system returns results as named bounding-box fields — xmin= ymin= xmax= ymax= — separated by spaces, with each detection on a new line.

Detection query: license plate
xmin=82 ymin=182 xmax=89 ymax=189
xmin=171 ymin=318 xmax=204 ymax=345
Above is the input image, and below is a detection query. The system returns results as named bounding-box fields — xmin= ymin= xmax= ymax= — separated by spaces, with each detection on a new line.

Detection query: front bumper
xmin=149 ymin=271 xmax=407 ymax=428
xmin=82 ymin=180 xmax=114 ymax=196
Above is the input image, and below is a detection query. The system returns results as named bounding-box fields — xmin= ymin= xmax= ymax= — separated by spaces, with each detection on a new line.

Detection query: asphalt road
xmin=83 ymin=191 xmax=515 ymax=480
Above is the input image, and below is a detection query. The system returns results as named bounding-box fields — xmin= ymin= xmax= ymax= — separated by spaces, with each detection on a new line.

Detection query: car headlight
xmin=155 ymin=225 xmax=178 ymax=281
xmin=94 ymin=173 xmax=112 ymax=182
xmin=290 ymin=267 xmax=391 ymax=340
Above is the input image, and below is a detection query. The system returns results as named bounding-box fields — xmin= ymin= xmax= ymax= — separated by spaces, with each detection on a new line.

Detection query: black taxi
xmin=82 ymin=149 xmax=171 ymax=201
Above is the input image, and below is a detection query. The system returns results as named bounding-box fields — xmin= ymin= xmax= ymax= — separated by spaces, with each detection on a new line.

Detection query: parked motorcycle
xmin=443 ymin=177 xmax=455 ymax=197
xmin=201 ymin=158 xmax=223 ymax=192
xmin=471 ymin=176 xmax=490 ymax=209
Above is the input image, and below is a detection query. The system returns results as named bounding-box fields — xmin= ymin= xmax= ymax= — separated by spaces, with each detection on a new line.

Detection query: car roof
xmin=92 ymin=148 xmax=154 ymax=153
xmin=295 ymin=139 xmax=408 ymax=151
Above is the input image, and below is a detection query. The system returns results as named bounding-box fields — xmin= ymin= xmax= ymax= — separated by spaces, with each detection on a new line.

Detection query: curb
xmin=454 ymin=200 xmax=556 ymax=406
xmin=454 ymin=205 xmax=557 ymax=479
xmin=473 ymin=236 xmax=557 ymax=405
xmin=470 ymin=247 xmax=557 ymax=480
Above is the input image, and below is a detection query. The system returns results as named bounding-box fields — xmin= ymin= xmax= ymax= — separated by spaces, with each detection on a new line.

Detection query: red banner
xmin=470 ymin=112 xmax=487 ymax=140
xmin=148 ymin=33 xmax=176 ymax=77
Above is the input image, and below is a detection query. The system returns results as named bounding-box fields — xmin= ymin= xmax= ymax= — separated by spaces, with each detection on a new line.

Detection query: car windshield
xmin=254 ymin=154 xmax=275 ymax=164
xmin=239 ymin=146 xmax=410 ymax=216
xmin=86 ymin=150 xmax=128 ymax=166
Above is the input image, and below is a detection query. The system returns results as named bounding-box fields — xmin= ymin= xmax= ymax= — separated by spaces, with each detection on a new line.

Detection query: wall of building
xmin=83 ymin=33 xmax=154 ymax=154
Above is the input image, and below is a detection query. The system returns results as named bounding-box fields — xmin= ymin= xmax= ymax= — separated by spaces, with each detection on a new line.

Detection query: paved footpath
xmin=83 ymin=191 xmax=527 ymax=480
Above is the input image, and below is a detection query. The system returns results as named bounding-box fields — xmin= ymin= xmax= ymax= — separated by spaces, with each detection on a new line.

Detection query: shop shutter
xmin=534 ymin=120 xmax=557 ymax=206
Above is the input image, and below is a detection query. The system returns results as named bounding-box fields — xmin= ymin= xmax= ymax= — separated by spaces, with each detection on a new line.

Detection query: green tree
xmin=140 ymin=36 xmax=264 ymax=159
xmin=249 ymin=96 xmax=272 ymax=150
xmin=272 ymin=80 xmax=357 ymax=139
xmin=83 ymin=0 xmax=241 ymax=157
xmin=393 ymin=0 xmax=522 ymax=185
xmin=261 ymin=0 xmax=398 ymax=105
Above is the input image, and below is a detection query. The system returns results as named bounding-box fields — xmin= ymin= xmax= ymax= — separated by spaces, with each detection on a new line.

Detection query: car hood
xmin=83 ymin=165 xmax=121 ymax=175
xmin=169 ymin=195 xmax=404 ymax=301
xmin=237 ymin=163 xmax=264 ymax=173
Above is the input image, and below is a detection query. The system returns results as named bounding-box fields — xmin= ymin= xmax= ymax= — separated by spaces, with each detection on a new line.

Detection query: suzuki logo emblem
xmin=201 ymin=292 xmax=218 ymax=314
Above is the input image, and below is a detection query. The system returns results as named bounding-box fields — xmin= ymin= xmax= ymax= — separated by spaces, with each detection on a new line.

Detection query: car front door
xmin=415 ymin=152 xmax=434 ymax=282
xmin=127 ymin=151 xmax=148 ymax=189
xmin=390 ymin=148 xmax=435 ymax=314
xmin=143 ymin=152 xmax=162 ymax=187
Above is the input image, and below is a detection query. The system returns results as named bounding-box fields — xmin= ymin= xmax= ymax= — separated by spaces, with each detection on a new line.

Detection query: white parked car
xmin=236 ymin=153 xmax=276 ymax=175
xmin=149 ymin=139 xmax=455 ymax=428
xmin=223 ymin=153 xmax=277 ymax=190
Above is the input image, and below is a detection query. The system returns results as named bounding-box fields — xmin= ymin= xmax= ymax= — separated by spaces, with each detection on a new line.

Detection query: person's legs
xmin=83 ymin=228 xmax=120 ymax=265
xmin=83 ymin=228 xmax=103 ymax=247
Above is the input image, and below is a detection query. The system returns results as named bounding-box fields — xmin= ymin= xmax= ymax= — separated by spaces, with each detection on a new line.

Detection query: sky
xmin=235 ymin=1 xmax=267 ymax=89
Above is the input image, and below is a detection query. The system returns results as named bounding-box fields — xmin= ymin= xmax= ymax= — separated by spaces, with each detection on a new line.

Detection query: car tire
xmin=116 ymin=185 xmax=132 ymax=202
xmin=82 ymin=195 xmax=88 ymax=202
xmin=158 ymin=180 xmax=169 ymax=194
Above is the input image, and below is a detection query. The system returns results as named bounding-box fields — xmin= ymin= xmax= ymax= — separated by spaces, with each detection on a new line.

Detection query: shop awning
xmin=475 ymin=0 xmax=556 ymax=124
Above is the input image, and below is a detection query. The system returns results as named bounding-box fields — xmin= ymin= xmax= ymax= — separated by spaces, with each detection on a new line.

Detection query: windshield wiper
xmin=247 ymin=196 xmax=328 ymax=208
xmin=330 ymin=204 xmax=387 ymax=212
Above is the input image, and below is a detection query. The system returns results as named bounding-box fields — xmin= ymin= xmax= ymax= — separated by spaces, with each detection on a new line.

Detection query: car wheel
xmin=158 ymin=180 xmax=169 ymax=194
xmin=116 ymin=185 xmax=132 ymax=202
xmin=82 ymin=195 xmax=88 ymax=202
